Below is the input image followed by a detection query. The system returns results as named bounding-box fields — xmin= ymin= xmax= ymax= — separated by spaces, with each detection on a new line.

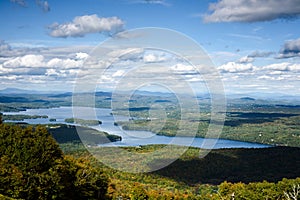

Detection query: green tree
xmin=0 ymin=124 xmax=109 ymax=199
xmin=130 ymin=183 xmax=149 ymax=200
xmin=0 ymin=194 xmax=17 ymax=200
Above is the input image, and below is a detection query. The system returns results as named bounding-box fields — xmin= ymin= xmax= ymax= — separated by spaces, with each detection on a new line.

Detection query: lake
xmin=4 ymin=106 xmax=271 ymax=149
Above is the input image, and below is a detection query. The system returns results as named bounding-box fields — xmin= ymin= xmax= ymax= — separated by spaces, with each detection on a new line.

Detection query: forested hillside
xmin=0 ymin=120 xmax=109 ymax=200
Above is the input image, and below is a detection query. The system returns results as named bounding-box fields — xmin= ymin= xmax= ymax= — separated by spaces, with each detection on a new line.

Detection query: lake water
xmin=4 ymin=106 xmax=271 ymax=149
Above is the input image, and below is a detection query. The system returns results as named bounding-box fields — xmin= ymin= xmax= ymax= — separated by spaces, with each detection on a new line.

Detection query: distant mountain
xmin=48 ymin=92 xmax=73 ymax=98
xmin=240 ymin=97 xmax=256 ymax=101
xmin=95 ymin=91 xmax=112 ymax=97
xmin=134 ymin=90 xmax=175 ymax=97
xmin=0 ymin=88 xmax=34 ymax=94
xmin=227 ymin=92 xmax=300 ymax=101
xmin=196 ymin=93 xmax=211 ymax=100
xmin=0 ymin=88 xmax=59 ymax=95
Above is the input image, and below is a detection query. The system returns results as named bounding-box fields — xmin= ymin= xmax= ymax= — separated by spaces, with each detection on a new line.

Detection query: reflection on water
xmin=4 ymin=107 xmax=271 ymax=149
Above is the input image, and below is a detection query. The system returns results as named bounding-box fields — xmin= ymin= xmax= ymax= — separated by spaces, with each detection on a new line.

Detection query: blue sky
xmin=1 ymin=0 xmax=300 ymax=95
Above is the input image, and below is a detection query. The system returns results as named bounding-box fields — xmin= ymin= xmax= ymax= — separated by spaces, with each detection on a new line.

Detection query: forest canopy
xmin=0 ymin=122 xmax=109 ymax=200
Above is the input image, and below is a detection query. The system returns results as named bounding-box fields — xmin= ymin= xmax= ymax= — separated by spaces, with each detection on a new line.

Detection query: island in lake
xmin=64 ymin=118 xmax=102 ymax=126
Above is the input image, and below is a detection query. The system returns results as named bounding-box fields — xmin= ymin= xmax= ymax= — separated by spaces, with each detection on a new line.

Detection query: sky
xmin=0 ymin=0 xmax=300 ymax=96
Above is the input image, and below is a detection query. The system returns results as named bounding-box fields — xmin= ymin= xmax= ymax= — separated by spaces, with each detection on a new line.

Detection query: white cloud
xmin=5 ymin=75 xmax=18 ymax=80
xmin=0 ymin=43 xmax=94 ymax=91
xmin=143 ymin=53 xmax=167 ymax=63
xmin=0 ymin=64 xmax=13 ymax=74
xmin=100 ymin=75 xmax=113 ymax=82
xmin=288 ymin=63 xmax=300 ymax=71
xmin=48 ymin=14 xmax=125 ymax=38
xmin=2 ymin=54 xmax=83 ymax=70
xmin=47 ymin=58 xmax=82 ymax=69
xmin=1 ymin=40 xmax=299 ymax=94
xmin=238 ymin=56 xmax=254 ymax=63
xmin=219 ymin=60 xmax=300 ymax=74
xmin=112 ymin=70 xmax=125 ymax=77
xmin=75 ymin=52 xmax=89 ymax=60
xmin=218 ymin=62 xmax=253 ymax=73
xmin=262 ymin=63 xmax=290 ymax=71
xmin=203 ymin=0 xmax=300 ymax=23
xmin=46 ymin=68 xmax=59 ymax=76
xmin=262 ymin=62 xmax=300 ymax=72
xmin=218 ymin=59 xmax=300 ymax=95
xmin=257 ymin=75 xmax=272 ymax=80
xmin=171 ymin=63 xmax=194 ymax=71
xmin=187 ymin=77 xmax=202 ymax=82
xmin=257 ymin=75 xmax=285 ymax=81
xmin=3 ymin=55 xmax=45 ymax=68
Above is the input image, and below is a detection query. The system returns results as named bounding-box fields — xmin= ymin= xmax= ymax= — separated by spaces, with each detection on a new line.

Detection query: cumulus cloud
xmin=171 ymin=63 xmax=195 ymax=71
xmin=46 ymin=68 xmax=59 ymax=76
xmin=262 ymin=63 xmax=290 ymax=71
xmin=1 ymin=52 xmax=84 ymax=77
xmin=277 ymin=38 xmax=300 ymax=59
xmin=263 ymin=62 xmax=300 ymax=72
xmin=75 ymin=52 xmax=89 ymax=60
xmin=218 ymin=62 xmax=253 ymax=73
xmin=3 ymin=55 xmax=45 ymax=68
xmin=47 ymin=58 xmax=82 ymax=69
xmin=143 ymin=53 xmax=168 ymax=63
xmin=0 ymin=43 xmax=94 ymax=90
xmin=238 ymin=56 xmax=254 ymax=63
xmin=289 ymin=64 xmax=300 ymax=71
xmin=219 ymin=60 xmax=300 ymax=74
xmin=203 ymin=0 xmax=300 ymax=23
xmin=0 ymin=64 xmax=13 ymax=75
xmin=2 ymin=40 xmax=299 ymax=93
xmin=48 ymin=14 xmax=125 ymax=38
